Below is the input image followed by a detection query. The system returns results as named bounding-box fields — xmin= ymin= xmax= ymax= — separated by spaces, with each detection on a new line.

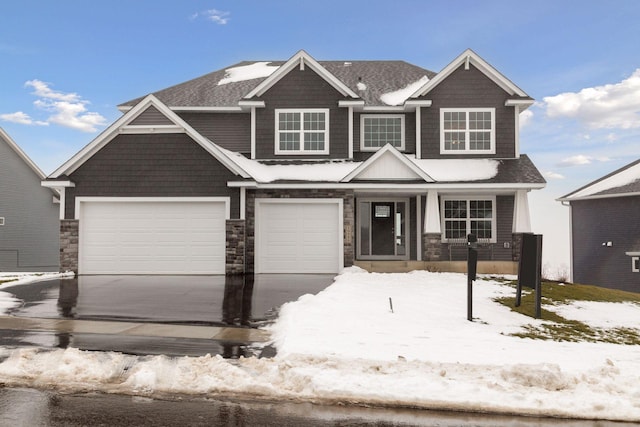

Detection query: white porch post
xmin=513 ymin=189 xmax=532 ymax=233
xmin=424 ymin=190 xmax=441 ymax=233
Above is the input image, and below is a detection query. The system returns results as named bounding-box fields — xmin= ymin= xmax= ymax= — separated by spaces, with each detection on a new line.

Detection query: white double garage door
xmin=78 ymin=198 xmax=343 ymax=275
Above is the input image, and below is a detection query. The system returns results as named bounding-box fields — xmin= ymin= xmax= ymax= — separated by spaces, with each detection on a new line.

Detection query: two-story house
xmin=43 ymin=49 xmax=545 ymax=275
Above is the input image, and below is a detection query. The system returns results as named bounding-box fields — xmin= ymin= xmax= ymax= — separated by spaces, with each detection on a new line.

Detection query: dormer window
xmin=360 ymin=115 xmax=405 ymax=151
xmin=275 ymin=109 xmax=329 ymax=155
xmin=440 ymin=108 xmax=495 ymax=154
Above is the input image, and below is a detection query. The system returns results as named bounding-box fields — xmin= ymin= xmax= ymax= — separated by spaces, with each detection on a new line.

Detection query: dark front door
xmin=371 ymin=202 xmax=395 ymax=255
xmin=358 ymin=199 xmax=408 ymax=260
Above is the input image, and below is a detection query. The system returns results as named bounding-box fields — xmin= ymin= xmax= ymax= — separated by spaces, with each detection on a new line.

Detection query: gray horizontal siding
xmin=571 ymin=197 xmax=640 ymax=292
xmin=129 ymin=106 xmax=174 ymax=126
xmin=0 ymin=138 xmax=59 ymax=271
xmin=256 ymin=67 xmax=349 ymax=160
xmin=420 ymin=64 xmax=516 ymax=159
xmin=65 ymin=133 xmax=241 ymax=219
xmin=178 ymin=112 xmax=251 ymax=154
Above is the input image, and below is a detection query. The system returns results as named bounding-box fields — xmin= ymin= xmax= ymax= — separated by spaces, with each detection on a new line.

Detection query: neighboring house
xmin=558 ymin=159 xmax=640 ymax=292
xmin=0 ymin=128 xmax=59 ymax=272
xmin=43 ymin=49 xmax=545 ymax=276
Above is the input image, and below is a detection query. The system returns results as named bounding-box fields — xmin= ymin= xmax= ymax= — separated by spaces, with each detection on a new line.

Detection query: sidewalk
xmin=0 ymin=315 xmax=271 ymax=358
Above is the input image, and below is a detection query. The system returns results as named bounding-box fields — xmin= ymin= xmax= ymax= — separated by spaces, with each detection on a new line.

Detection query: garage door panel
xmin=80 ymin=201 xmax=226 ymax=274
xmin=257 ymin=201 xmax=341 ymax=274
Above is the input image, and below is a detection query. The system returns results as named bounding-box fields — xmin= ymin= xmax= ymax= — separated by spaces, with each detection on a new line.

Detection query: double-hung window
xmin=360 ymin=114 xmax=405 ymax=151
xmin=440 ymin=108 xmax=495 ymax=154
xmin=441 ymin=197 xmax=496 ymax=242
xmin=275 ymin=109 xmax=329 ymax=155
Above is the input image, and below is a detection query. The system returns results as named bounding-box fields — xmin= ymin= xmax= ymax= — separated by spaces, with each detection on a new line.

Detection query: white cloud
xmin=25 ymin=79 xmax=80 ymax=102
xmin=191 ymin=9 xmax=230 ymax=25
xmin=543 ymin=69 xmax=640 ymax=129
xmin=544 ymin=171 xmax=565 ymax=179
xmin=557 ymin=154 xmax=592 ymax=167
xmin=519 ymin=109 xmax=533 ymax=127
xmin=35 ymin=100 xmax=107 ymax=133
xmin=556 ymin=154 xmax=611 ymax=168
xmin=0 ymin=111 xmax=48 ymax=126
xmin=5 ymin=80 xmax=107 ymax=133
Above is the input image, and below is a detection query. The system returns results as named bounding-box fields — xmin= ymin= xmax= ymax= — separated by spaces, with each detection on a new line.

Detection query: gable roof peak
xmin=0 ymin=127 xmax=47 ymax=180
xmin=244 ymin=50 xmax=359 ymax=99
xmin=411 ymin=48 xmax=528 ymax=99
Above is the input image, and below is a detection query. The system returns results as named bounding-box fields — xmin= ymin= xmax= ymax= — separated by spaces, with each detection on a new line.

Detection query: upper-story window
xmin=275 ymin=109 xmax=329 ymax=155
xmin=360 ymin=115 xmax=405 ymax=151
xmin=440 ymin=108 xmax=495 ymax=154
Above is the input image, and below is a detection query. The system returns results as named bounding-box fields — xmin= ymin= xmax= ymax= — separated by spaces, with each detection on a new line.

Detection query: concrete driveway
xmin=0 ymin=274 xmax=335 ymax=357
xmin=7 ymin=274 xmax=334 ymax=326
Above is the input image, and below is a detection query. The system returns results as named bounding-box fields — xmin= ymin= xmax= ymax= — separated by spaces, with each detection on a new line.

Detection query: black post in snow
xmin=467 ymin=233 xmax=478 ymax=322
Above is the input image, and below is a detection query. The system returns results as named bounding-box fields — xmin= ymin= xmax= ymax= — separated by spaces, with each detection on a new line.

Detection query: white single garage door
xmin=256 ymin=200 xmax=343 ymax=273
xmin=79 ymin=199 xmax=227 ymax=274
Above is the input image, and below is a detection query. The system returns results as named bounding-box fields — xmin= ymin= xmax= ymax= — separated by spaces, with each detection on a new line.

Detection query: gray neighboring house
xmin=0 ymin=128 xmax=60 ymax=272
xmin=559 ymin=159 xmax=640 ymax=293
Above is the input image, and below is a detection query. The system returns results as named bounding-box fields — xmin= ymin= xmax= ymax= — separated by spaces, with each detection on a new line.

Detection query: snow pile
xmin=1 ymin=269 xmax=640 ymax=421
xmin=0 ymin=272 xmax=74 ymax=291
xmin=380 ymin=76 xmax=430 ymax=106
xmin=0 ymin=291 xmax=21 ymax=313
xmin=547 ymin=300 xmax=640 ymax=329
xmin=217 ymin=62 xmax=279 ymax=85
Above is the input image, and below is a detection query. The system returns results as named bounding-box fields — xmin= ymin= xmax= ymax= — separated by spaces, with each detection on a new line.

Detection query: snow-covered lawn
xmin=0 ymin=272 xmax=74 ymax=313
xmin=0 ymin=268 xmax=639 ymax=421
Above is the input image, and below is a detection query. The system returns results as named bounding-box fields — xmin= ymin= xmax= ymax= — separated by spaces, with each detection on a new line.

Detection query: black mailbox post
xmin=467 ymin=233 xmax=478 ymax=321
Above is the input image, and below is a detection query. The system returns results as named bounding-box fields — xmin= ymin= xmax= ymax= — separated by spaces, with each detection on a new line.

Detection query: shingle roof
xmin=434 ymin=154 xmax=546 ymax=185
xmin=120 ymin=60 xmax=437 ymax=109
xmin=560 ymin=159 xmax=640 ymax=200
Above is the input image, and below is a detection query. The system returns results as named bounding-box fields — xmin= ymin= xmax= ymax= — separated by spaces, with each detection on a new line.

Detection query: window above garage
xmin=275 ymin=109 xmax=329 ymax=155
xmin=360 ymin=114 xmax=405 ymax=152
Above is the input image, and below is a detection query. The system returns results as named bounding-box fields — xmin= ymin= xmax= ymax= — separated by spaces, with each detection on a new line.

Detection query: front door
xmin=358 ymin=199 xmax=408 ymax=259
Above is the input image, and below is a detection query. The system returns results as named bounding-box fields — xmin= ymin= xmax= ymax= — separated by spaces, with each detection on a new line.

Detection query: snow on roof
xmin=217 ymin=62 xmax=279 ymax=85
xmin=380 ymin=76 xmax=429 ymax=106
xmin=220 ymin=148 xmax=361 ymax=182
xmin=219 ymin=145 xmax=500 ymax=183
xmin=566 ymin=161 xmax=640 ymax=199
xmin=411 ymin=158 xmax=499 ymax=181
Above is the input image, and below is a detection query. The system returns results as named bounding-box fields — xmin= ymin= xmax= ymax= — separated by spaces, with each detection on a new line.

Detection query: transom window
xmin=440 ymin=108 xmax=495 ymax=154
xmin=441 ymin=197 xmax=496 ymax=242
xmin=361 ymin=115 xmax=405 ymax=151
xmin=275 ymin=109 xmax=329 ymax=155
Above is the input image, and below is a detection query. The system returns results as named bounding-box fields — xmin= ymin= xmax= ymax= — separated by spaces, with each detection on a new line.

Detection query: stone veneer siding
xmin=226 ymin=219 xmax=246 ymax=275
xmin=423 ymin=233 xmax=444 ymax=261
xmin=60 ymin=220 xmax=79 ymax=273
xmin=245 ymin=189 xmax=355 ymax=273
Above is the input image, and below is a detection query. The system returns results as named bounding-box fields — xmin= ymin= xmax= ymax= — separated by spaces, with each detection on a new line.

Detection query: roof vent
xmin=343 ymin=62 xmax=352 ymax=67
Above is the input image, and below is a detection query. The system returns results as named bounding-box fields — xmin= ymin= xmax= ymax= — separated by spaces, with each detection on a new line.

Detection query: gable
xmin=412 ymin=49 xmax=528 ymax=99
xmin=128 ymin=105 xmax=176 ymax=126
xmin=50 ymin=95 xmax=250 ymax=179
xmin=0 ymin=128 xmax=46 ymax=180
xmin=342 ymin=145 xmax=433 ymax=182
xmin=245 ymin=50 xmax=358 ymax=99
xmin=351 ymin=150 xmax=424 ymax=180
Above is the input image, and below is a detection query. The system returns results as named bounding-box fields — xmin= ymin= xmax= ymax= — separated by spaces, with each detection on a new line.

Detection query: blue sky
xmin=2 ymin=0 xmax=640 ymax=272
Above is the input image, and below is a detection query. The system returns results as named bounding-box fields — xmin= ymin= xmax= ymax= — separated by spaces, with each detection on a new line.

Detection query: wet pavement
xmin=0 ymin=274 xmax=334 ymax=357
xmin=2 ymin=387 xmax=636 ymax=427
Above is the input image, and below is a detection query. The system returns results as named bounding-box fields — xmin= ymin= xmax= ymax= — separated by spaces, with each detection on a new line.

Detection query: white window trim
xmin=440 ymin=108 xmax=496 ymax=155
xmin=275 ymin=108 xmax=330 ymax=155
xmin=74 ymin=197 xmax=231 ymax=221
xmin=0 ymin=217 xmax=4 ymax=226
xmin=360 ymin=114 xmax=405 ymax=152
xmin=440 ymin=195 xmax=497 ymax=243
